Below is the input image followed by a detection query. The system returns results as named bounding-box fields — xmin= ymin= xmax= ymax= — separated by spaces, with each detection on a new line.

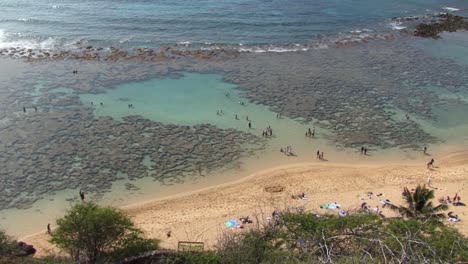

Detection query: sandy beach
xmin=24 ymin=151 xmax=468 ymax=256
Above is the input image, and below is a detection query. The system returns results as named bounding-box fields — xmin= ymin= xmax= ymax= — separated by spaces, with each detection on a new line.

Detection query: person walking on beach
xmin=320 ymin=152 xmax=324 ymax=160
xmin=360 ymin=147 xmax=364 ymax=155
xmin=47 ymin=224 xmax=52 ymax=235
xmin=79 ymin=189 xmax=85 ymax=202
xmin=364 ymin=148 xmax=367 ymax=155
xmin=316 ymin=150 xmax=320 ymax=159
xmin=427 ymin=158 xmax=435 ymax=169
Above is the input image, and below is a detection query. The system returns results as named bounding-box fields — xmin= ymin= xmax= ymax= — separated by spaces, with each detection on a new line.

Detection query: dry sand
xmin=24 ymin=151 xmax=468 ymax=256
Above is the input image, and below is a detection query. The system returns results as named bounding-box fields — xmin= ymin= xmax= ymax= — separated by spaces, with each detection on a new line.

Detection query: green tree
xmin=50 ymin=202 xmax=158 ymax=263
xmin=0 ymin=229 xmax=13 ymax=255
xmin=389 ymin=185 xmax=448 ymax=219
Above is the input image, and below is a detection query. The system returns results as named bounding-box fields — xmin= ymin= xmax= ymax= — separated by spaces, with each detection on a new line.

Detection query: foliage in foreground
xmin=49 ymin=202 xmax=158 ymax=264
xmin=150 ymin=211 xmax=467 ymax=264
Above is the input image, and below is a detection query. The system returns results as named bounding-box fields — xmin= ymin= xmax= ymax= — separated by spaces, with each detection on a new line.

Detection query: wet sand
xmin=23 ymin=151 xmax=468 ymax=256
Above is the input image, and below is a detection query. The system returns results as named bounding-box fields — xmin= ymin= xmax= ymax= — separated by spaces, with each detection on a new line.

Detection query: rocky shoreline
xmin=414 ymin=14 xmax=468 ymax=38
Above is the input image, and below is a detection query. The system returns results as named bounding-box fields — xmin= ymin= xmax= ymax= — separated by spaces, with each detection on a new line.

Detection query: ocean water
xmin=0 ymin=0 xmax=465 ymax=50
xmin=0 ymin=0 xmax=468 ymax=237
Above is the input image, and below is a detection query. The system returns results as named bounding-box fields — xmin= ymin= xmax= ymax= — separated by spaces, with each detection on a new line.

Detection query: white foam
xmin=176 ymin=41 xmax=191 ymax=46
xmin=0 ymin=29 xmax=57 ymax=50
xmin=119 ymin=37 xmax=131 ymax=44
xmin=389 ymin=21 xmax=406 ymax=30
xmin=239 ymin=46 xmax=309 ymax=53
xmin=442 ymin=7 xmax=459 ymax=12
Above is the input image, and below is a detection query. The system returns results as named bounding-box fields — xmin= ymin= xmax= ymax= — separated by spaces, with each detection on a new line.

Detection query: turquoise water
xmin=81 ymin=73 xmax=247 ymax=128
xmin=80 ymin=72 xmax=333 ymax=156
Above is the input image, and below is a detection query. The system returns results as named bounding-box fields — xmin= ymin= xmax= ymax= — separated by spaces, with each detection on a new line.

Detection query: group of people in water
xmin=280 ymin=146 xmax=294 ymax=156
xmin=90 ymin=102 xmax=104 ymax=107
xmin=305 ymin=127 xmax=315 ymax=137
xmin=316 ymin=150 xmax=325 ymax=160
xmin=262 ymin=126 xmax=273 ymax=137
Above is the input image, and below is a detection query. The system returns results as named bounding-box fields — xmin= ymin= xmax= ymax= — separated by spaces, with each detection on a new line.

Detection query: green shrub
xmin=50 ymin=202 xmax=158 ymax=263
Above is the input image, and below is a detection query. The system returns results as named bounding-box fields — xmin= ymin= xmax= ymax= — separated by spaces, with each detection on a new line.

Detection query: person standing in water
xmin=23 ymin=107 xmax=26 ymax=113
xmin=423 ymin=146 xmax=427 ymax=154
xmin=248 ymin=122 xmax=252 ymax=129
xmin=79 ymin=189 xmax=85 ymax=202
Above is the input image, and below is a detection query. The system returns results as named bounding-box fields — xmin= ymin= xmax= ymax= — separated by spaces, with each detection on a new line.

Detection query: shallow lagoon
xmin=1 ymin=33 xmax=468 ymax=237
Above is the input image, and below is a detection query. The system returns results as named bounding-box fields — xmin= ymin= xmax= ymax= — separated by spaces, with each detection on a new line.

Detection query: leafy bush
xmin=211 ymin=209 xmax=467 ymax=263
xmin=50 ymin=202 xmax=158 ymax=263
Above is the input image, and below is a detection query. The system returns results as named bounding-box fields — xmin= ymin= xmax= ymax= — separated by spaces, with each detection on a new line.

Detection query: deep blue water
xmin=0 ymin=0 xmax=466 ymax=50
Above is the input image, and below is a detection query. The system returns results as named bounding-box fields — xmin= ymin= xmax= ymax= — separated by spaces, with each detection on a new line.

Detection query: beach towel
xmin=224 ymin=219 xmax=238 ymax=228
xmin=320 ymin=203 xmax=338 ymax=209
